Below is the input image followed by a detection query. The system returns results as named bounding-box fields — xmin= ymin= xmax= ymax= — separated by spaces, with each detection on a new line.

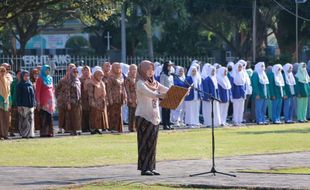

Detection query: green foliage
xmin=65 ymin=36 xmax=93 ymax=55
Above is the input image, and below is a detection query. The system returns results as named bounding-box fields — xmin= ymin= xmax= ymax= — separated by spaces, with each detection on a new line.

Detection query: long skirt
xmin=18 ymin=107 xmax=35 ymax=138
xmin=58 ymin=106 xmax=70 ymax=131
xmin=107 ymin=104 xmax=123 ymax=132
xmin=0 ymin=109 xmax=10 ymax=138
xmin=10 ymin=107 xmax=18 ymax=133
xmin=136 ymin=116 xmax=159 ymax=172
xmin=297 ymin=97 xmax=308 ymax=121
xmin=170 ymin=102 xmax=185 ymax=125
xmin=68 ymin=104 xmax=82 ymax=132
xmin=122 ymin=105 xmax=129 ymax=123
xmin=219 ymin=102 xmax=229 ymax=124
xmin=232 ymin=98 xmax=245 ymax=124
xmin=81 ymin=108 xmax=90 ymax=132
xmin=90 ymin=107 xmax=109 ymax=130
xmin=184 ymin=100 xmax=200 ymax=126
xmin=34 ymin=108 xmax=41 ymax=130
xmin=128 ymin=106 xmax=136 ymax=132
xmin=202 ymin=101 xmax=221 ymax=127
xmin=39 ymin=110 xmax=53 ymax=137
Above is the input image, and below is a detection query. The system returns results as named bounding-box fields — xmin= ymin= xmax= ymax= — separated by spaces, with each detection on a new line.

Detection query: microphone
xmin=171 ymin=73 xmax=193 ymax=88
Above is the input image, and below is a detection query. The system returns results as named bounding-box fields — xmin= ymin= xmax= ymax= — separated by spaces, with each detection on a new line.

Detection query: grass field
xmin=0 ymin=123 xmax=309 ymax=167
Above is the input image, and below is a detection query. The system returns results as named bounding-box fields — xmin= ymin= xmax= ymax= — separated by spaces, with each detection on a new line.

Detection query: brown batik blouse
xmin=124 ymin=77 xmax=137 ymax=107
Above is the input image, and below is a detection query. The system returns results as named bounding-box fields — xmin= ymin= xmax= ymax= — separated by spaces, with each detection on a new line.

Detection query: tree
xmin=0 ymin=0 xmax=64 ymax=27
xmin=271 ymin=0 xmax=310 ymax=60
xmin=2 ymin=0 xmax=120 ymax=55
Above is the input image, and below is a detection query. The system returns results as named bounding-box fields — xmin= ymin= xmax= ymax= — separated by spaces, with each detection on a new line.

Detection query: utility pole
xmin=121 ymin=5 xmax=126 ymax=63
xmin=296 ymin=2 xmax=299 ymax=62
xmin=252 ymin=0 xmax=257 ymax=63
xmin=295 ymin=0 xmax=308 ymax=62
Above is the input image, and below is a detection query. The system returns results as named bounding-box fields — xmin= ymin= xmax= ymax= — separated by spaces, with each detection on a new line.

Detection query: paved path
xmin=1 ymin=152 xmax=310 ymax=190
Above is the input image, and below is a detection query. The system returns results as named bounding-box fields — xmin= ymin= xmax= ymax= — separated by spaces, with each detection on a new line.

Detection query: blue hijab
xmin=40 ymin=65 xmax=53 ymax=86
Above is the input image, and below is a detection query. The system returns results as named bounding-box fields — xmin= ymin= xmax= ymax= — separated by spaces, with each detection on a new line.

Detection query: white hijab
xmin=154 ymin=65 xmax=162 ymax=78
xmin=206 ymin=65 xmax=218 ymax=89
xmin=217 ymin=67 xmax=231 ymax=90
xmin=283 ymin=63 xmax=296 ymax=85
xmin=232 ymin=61 xmax=246 ymax=85
xmin=272 ymin=64 xmax=285 ymax=87
xmin=120 ymin=63 xmax=129 ymax=76
xmin=238 ymin=60 xmax=251 ymax=85
xmin=254 ymin=62 xmax=269 ymax=85
xmin=77 ymin=66 xmax=83 ymax=78
xmin=295 ymin=62 xmax=310 ymax=83
xmin=227 ymin=62 xmax=234 ymax=68
xmin=92 ymin=66 xmax=103 ymax=75
xmin=187 ymin=65 xmax=201 ymax=88
xmin=213 ymin=63 xmax=221 ymax=69
xmin=201 ymin=63 xmax=211 ymax=79
xmin=175 ymin=66 xmax=185 ymax=81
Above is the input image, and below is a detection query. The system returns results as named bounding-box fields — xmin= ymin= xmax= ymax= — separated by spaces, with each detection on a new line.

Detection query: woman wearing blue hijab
xmin=35 ymin=65 xmax=55 ymax=137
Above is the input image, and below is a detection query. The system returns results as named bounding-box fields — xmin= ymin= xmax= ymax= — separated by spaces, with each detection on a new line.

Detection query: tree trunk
xmin=144 ymin=14 xmax=154 ymax=61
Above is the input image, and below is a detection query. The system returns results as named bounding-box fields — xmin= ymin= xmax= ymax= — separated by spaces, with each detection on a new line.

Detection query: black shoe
xmin=152 ymin=170 xmax=160 ymax=175
xmin=10 ymin=132 xmax=16 ymax=137
xmin=163 ymin=126 xmax=170 ymax=130
xmin=141 ymin=170 xmax=154 ymax=176
xmin=168 ymin=126 xmax=174 ymax=130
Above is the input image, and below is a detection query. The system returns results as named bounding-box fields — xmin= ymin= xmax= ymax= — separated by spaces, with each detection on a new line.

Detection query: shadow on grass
xmin=236 ymin=127 xmax=310 ymax=135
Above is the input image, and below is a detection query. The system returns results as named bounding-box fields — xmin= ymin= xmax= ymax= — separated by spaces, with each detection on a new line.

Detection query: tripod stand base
xmin=190 ymin=167 xmax=236 ymax=177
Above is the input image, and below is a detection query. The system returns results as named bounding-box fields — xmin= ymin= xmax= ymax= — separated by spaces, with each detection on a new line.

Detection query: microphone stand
xmin=173 ymin=74 xmax=236 ymax=178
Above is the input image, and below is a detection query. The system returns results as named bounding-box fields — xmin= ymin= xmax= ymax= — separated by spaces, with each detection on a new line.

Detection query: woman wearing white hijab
xmin=170 ymin=66 xmax=186 ymax=126
xmin=217 ymin=67 xmax=232 ymax=126
xmin=154 ymin=64 xmax=162 ymax=82
xmin=201 ymin=65 xmax=221 ymax=127
xmin=251 ymin=62 xmax=269 ymax=125
xmin=268 ymin=64 xmax=285 ymax=124
xmin=238 ymin=60 xmax=253 ymax=123
xmin=295 ymin=62 xmax=310 ymax=122
xmin=184 ymin=65 xmax=201 ymax=128
xmin=283 ymin=63 xmax=296 ymax=123
xmin=230 ymin=61 xmax=246 ymax=126
xmin=201 ymin=63 xmax=211 ymax=80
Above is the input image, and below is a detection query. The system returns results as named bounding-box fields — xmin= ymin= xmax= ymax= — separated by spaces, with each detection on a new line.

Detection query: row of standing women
xmin=0 ymin=60 xmax=309 ymax=139
xmin=0 ymin=62 xmax=139 ymax=139
xmin=157 ymin=60 xmax=310 ymax=128
xmin=0 ymin=64 xmax=54 ymax=139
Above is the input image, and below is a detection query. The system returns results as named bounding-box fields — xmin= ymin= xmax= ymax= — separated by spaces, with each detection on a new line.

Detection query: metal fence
xmin=0 ymin=55 xmax=215 ymax=84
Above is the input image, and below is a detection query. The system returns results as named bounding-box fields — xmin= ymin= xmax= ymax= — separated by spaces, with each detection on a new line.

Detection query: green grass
xmin=0 ymin=123 xmax=309 ymax=167
xmin=242 ymin=167 xmax=310 ymax=175
xmin=62 ymin=182 xmax=209 ymax=190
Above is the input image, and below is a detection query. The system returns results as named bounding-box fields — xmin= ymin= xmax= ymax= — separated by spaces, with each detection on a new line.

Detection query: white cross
xmin=104 ymin=31 xmax=112 ymax=51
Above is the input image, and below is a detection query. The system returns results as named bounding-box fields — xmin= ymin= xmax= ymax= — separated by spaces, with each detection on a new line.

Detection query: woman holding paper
xmin=135 ymin=60 xmax=168 ymax=176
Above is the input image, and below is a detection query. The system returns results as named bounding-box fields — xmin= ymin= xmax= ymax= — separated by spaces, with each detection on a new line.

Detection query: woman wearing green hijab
xmin=295 ymin=62 xmax=310 ymax=122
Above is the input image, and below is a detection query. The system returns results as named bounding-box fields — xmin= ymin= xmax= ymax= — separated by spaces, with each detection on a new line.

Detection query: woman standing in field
xmin=136 ymin=60 xmax=168 ymax=176
xmin=16 ymin=70 xmax=36 ymax=138
xmin=0 ymin=66 xmax=11 ymax=140
xmin=35 ymin=65 xmax=55 ymax=137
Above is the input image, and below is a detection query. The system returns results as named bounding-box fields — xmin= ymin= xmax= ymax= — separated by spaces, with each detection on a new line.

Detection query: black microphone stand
xmin=173 ymin=74 xmax=236 ymax=178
